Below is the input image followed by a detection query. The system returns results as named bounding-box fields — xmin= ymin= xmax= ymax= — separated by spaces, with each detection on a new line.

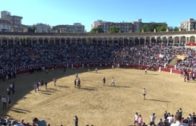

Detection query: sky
xmin=0 ymin=0 xmax=195 ymax=31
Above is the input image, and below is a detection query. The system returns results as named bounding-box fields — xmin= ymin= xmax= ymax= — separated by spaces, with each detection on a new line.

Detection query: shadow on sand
xmin=146 ymin=98 xmax=170 ymax=103
xmin=107 ymin=85 xmax=130 ymax=88
xmin=80 ymin=86 xmax=97 ymax=91
xmin=0 ymin=68 xmax=109 ymax=116
xmin=10 ymin=108 xmax=31 ymax=114
xmin=146 ymin=73 xmax=159 ymax=76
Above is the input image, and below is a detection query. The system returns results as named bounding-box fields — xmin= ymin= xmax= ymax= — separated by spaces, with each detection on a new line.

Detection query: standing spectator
xmin=44 ymin=81 xmax=48 ymax=90
xmin=164 ymin=111 xmax=168 ymax=121
xmin=74 ymin=115 xmax=79 ymax=126
xmin=53 ymin=78 xmax=57 ymax=86
xmin=134 ymin=112 xmax=139 ymax=125
xmin=171 ymin=112 xmax=185 ymax=126
xmin=103 ymin=77 xmax=106 ymax=86
xmin=157 ymin=118 xmax=164 ymax=126
xmin=145 ymin=68 xmax=147 ymax=74
xmin=111 ymin=77 xmax=115 ymax=86
xmin=167 ymin=113 xmax=174 ymax=124
xmin=6 ymin=87 xmax=11 ymax=97
xmin=137 ymin=114 xmax=143 ymax=126
xmin=7 ymin=95 xmax=11 ymax=107
xmin=179 ymin=108 xmax=183 ymax=117
xmin=78 ymin=78 xmax=81 ymax=88
xmin=95 ymin=68 xmax=98 ymax=73
xmin=34 ymin=83 xmax=37 ymax=93
xmin=33 ymin=117 xmax=47 ymax=126
xmin=1 ymin=96 xmax=7 ymax=111
xmin=143 ymin=88 xmax=147 ymax=100
xmin=150 ymin=113 xmax=156 ymax=125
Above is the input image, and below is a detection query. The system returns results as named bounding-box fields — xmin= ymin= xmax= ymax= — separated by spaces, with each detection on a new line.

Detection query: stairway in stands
xmin=168 ymin=56 xmax=180 ymax=66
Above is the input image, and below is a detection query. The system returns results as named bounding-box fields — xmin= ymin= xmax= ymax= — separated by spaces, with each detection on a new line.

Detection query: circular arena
xmin=1 ymin=32 xmax=196 ymax=126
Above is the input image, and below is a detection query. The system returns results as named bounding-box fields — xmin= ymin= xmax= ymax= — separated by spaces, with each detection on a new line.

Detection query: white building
xmin=180 ymin=18 xmax=196 ymax=31
xmin=34 ymin=23 xmax=51 ymax=33
xmin=0 ymin=19 xmax=11 ymax=32
xmin=53 ymin=23 xmax=85 ymax=33
xmin=0 ymin=11 xmax=23 ymax=32
xmin=92 ymin=20 xmax=133 ymax=33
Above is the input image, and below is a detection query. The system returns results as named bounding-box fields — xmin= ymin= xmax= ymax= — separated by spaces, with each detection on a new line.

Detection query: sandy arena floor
xmin=1 ymin=68 xmax=196 ymax=126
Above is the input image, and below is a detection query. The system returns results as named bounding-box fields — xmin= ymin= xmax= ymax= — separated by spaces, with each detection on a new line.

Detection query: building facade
xmin=181 ymin=18 xmax=196 ymax=31
xmin=53 ymin=23 xmax=85 ymax=33
xmin=92 ymin=20 xmax=134 ymax=33
xmin=0 ymin=19 xmax=12 ymax=32
xmin=92 ymin=19 xmax=166 ymax=33
xmin=0 ymin=11 xmax=23 ymax=32
xmin=34 ymin=23 xmax=51 ymax=33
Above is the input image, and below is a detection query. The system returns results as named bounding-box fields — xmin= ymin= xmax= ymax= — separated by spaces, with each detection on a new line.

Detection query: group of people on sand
xmin=73 ymin=72 xmax=116 ymax=89
xmin=33 ymin=78 xmax=58 ymax=93
xmin=102 ymin=76 xmax=116 ymax=86
xmin=182 ymin=69 xmax=196 ymax=82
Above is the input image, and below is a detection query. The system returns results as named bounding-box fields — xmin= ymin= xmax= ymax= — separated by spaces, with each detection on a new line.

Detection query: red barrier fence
xmin=14 ymin=63 xmax=182 ymax=76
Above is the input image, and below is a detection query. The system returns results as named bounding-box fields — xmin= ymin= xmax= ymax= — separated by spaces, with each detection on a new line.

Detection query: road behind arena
xmin=0 ymin=68 xmax=196 ymax=126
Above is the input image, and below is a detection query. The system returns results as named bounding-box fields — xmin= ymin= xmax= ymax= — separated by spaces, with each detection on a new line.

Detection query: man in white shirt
xmin=167 ymin=113 xmax=174 ymax=124
xmin=171 ymin=112 xmax=186 ymax=126
xmin=134 ymin=112 xmax=139 ymax=125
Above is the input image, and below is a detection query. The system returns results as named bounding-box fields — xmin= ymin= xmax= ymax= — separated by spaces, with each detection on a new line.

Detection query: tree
xmin=28 ymin=26 xmax=35 ymax=33
xmin=90 ymin=27 xmax=104 ymax=33
xmin=140 ymin=23 xmax=167 ymax=32
xmin=157 ymin=25 xmax=167 ymax=32
xmin=109 ymin=26 xmax=120 ymax=33
xmin=174 ymin=27 xmax=179 ymax=32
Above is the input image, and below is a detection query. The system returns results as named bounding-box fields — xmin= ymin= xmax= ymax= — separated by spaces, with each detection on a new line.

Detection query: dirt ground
xmin=1 ymin=68 xmax=196 ymax=126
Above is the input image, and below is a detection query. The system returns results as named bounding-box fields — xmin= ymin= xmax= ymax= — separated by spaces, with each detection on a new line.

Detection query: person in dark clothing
xmin=164 ymin=111 xmax=168 ymax=120
xmin=6 ymin=88 xmax=11 ymax=96
xmin=74 ymin=79 xmax=77 ymax=88
xmin=103 ymin=77 xmax=106 ymax=86
xmin=44 ymin=82 xmax=48 ymax=90
xmin=74 ymin=115 xmax=78 ymax=126
xmin=78 ymin=78 xmax=81 ymax=88
xmin=157 ymin=118 xmax=164 ymax=126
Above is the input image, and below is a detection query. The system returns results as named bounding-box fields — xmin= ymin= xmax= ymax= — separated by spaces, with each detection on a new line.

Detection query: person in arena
xmin=78 ymin=78 xmax=81 ymax=88
xmin=95 ymin=68 xmax=98 ymax=73
xmin=111 ymin=77 xmax=115 ymax=86
xmin=150 ymin=113 xmax=156 ymax=126
xmin=171 ymin=112 xmax=185 ymax=126
xmin=1 ymin=96 xmax=7 ymax=111
xmin=137 ymin=114 xmax=143 ymax=126
xmin=53 ymin=78 xmax=57 ymax=86
xmin=103 ymin=77 xmax=106 ymax=86
xmin=44 ymin=81 xmax=48 ymax=90
xmin=134 ymin=112 xmax=139 ymax=125
xmin=74 ymin=115 xmax=79 ymax=126
xmin=74 ymin=78 xmax=77 ymax=88
xmin=157 ymin=118 xmax=164 ymax=126
xmin=143 ymin=88 xmax=147 ymax=100
xmin=145 ymin=68 xmax=147 ymax=74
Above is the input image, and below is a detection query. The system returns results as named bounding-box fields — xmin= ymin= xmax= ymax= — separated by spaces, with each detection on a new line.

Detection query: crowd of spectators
xmin=0 ymin=42 xmax=117 ymax=80
xmin=0 ymin=116 xmax=49 ymax=126
xmin=1 ymin=41 xmax=196 ymax=81
xmin=134 ymin=108 xmax=196 ymax=126
xmin=176 ymin=49 xmax=196 ymax=70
